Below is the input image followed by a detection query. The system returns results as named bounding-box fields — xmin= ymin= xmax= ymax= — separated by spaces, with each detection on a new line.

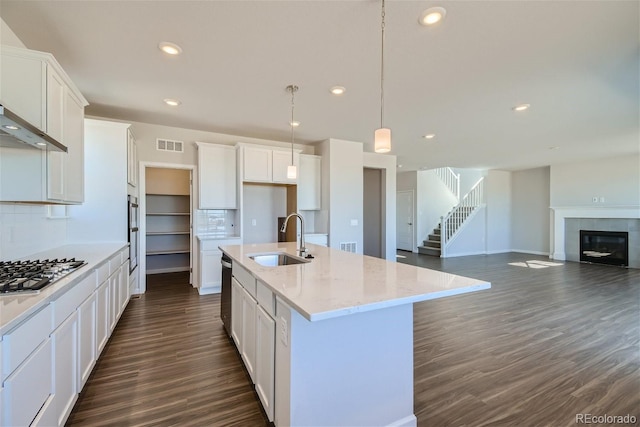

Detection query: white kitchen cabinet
xmin=197 ymin=237 xmax=240 ymax=294
xmin=127 ymin=129 xmax=138 ymax=188
xmin=119 ymin=260 xmax=130 ymax=315
xmin=0 ymin=45 xmax=88 ymax=204
xmin=240 ymin=284 xmax=257 ymax=383
xmin=50 ymin=310 xmax=78 ymax=427
xmin=243 ymin=146 xmax=273 ymax=182
xmin=272 ymin=149 xmax=299 ymax=184
xmin=297 ymin=154 xmax=321 ymax=210
xmin=109 ymin=269 xmax=119 ymax=332
xmin=255 ymin=305 xmax=276 ymax=422
xmin=231 ymin=277 xmax=243 ymax=348
xmin=197 ymin=143 xmax=237 ymax=209
xmin=96 ymin=277 xmax=110 ymax=354
xmin=77 ymin=292 xmax=97 ymax=389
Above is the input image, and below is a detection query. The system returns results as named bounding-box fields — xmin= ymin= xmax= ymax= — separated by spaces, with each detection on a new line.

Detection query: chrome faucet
xmin=280 ymin=212 xmax=307 ymax=257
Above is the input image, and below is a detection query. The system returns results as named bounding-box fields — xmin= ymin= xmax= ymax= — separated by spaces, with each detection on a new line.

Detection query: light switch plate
xmin=350 ymin=219 xmax=358 ymax=226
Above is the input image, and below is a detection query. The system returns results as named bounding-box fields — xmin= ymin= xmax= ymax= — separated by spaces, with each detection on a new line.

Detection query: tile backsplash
xmin=195 ymin=209 xmax=237 ymax=237
xmin=0 ymin=203 xmax=68 ymax=260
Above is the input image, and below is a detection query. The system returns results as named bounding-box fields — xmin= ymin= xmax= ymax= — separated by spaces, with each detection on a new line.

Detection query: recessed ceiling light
xmin=163 ymin=98 xmax=181 ymax=106
xmin=513 ymin=103 xmax=530 ymax=112
xmin=397 ymin=164 xmax=403 ymax=168
xmin=330 ymin=86 xmax=346 ymax=95
xmin=423 ymin=134 xmax=436 ymax=139
xmin=2 ymin=124 xmax=20 ymax=130
xmin=36 ymin=142 xmax=47 ymax=146
xmin=549 ymin=146 xmax=559 ymax=150
xmin=158 ymin=42 xmax=182 ymax=55
xmin=419 ymin=7 xmax=446 ymax=26
xmin=290 ymin=121 xmax=301 ymax=127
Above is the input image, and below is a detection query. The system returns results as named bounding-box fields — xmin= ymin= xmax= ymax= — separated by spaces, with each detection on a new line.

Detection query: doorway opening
xmin=363 ymin=168 xmax=385 ymax=258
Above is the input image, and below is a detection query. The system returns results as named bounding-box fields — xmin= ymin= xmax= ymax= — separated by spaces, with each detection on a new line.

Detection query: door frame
xmin=138 ymin=161 xmax=196 ymax=294
xmin=396 ymin=190 xmax=415 ymax=252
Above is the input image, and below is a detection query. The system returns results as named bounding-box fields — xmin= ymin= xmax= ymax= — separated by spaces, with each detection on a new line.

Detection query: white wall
xmin=363 ymin=152 xmax=397 ymax=260
xmin=0 ymin=17 xmax=25 ymax=48
xmin=511 ymin=167 xmax=550 ymax=255
xmin=485 ymin=170 xmax=512 ymax=254
xmin=452 ymin=168 xmax=485 ymax=197
xmin=321 ymin=139 xmax=364 ymax=253
xmin=416 ymin=170 xmax=458 ymax=248
xmin=446 ymin=207 xmax=487 ymax=256
xmin=242 ymin=184 xmax=287 ymax=244
xmin=550 ymin=154 xmax=640 ymax=207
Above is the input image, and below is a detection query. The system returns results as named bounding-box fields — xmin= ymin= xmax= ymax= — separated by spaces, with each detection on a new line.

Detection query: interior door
xmin=396 ymin=190 xmax=414 ymax=251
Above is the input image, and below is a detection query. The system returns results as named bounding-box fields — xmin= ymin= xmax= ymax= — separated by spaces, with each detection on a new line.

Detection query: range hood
xmin=0 ymin=105 xmax=67 ymax=152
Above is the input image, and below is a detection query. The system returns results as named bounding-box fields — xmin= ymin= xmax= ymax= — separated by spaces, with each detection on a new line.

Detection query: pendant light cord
xmin=380 ymin=0 xmax=385 ymax=128
xmin=290 ymin=86 xmax=295 ymax=164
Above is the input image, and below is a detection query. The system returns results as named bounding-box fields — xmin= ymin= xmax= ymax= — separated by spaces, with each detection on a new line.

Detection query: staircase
xmin=419 ymin=174 xmax=484 ymax=257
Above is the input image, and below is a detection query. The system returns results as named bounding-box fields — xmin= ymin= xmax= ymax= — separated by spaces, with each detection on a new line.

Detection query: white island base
xmin=275 ymin=299 xmax=416 ymax=426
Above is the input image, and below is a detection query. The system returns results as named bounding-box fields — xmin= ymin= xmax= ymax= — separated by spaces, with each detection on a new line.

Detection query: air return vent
xmin=156 ymin=138 xmax=184 ymax=153
xmin=339 ymin=242 xmax=357 ymax=253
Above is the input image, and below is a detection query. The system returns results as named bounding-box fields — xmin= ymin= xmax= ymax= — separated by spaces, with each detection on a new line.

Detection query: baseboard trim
xmin=443 ymin=250 xmax=486 ymax=258
xmin=198 ymin=286 xmax=221 ymax=295
xmin=511 ymin=249 xmax=550 ymax=256
xmin=388 ymin=414 xmax=417 ymax=427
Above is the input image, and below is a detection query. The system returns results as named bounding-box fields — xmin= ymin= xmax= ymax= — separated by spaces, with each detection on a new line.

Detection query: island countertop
xmin=219 ymin=242 xmax=490 ymax=321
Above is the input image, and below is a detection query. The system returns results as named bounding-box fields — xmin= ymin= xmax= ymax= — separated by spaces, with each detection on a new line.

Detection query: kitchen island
xmin=220 ymin=242 xmax=490 ymax=427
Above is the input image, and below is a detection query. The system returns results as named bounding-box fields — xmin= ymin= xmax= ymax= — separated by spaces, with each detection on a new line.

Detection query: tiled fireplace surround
xmin=552 ymin=207 xmax=640 ymax=269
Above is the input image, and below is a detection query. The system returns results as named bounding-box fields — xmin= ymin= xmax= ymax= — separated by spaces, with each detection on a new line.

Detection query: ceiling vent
xmin=156 ymin=138 xmax=184 ymax=153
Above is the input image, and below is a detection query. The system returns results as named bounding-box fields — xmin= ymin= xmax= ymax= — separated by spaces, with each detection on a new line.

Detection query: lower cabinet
xmin=240 ymin=285 xmax=257 ymax=382
xmin=255 ymin=305 xmax=276 ymax=421
xmin=50 ymin=311 xmax=79 ymax=427
xmin=119 ymin=260 xmax=130 ymax=314
xmin=231 ymin=268 xmax=276 ymax=422
xmin=77 ymin=292 xmax=97 ymax=389
xmin=96 ymin=277 xmax=110 ymax=354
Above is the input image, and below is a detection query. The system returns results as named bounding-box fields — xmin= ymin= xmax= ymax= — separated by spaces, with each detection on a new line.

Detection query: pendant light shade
xmin=374 ymin=0 xmax=391 ymax=154
xmin=286 ymin=84 xmax=298 ymax=179
xmin=375 ymin=127 xmax=391 ymax=153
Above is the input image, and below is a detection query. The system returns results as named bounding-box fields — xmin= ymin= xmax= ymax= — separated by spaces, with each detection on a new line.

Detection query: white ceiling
xmin=1 ymin=1 xmax=638 ymax=172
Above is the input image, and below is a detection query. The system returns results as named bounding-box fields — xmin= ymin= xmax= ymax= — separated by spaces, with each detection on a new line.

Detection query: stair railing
xmin=435 ymin=167 xmax=460 ymax=201
xmin=440 ymin=178 xmax=484 ymax=257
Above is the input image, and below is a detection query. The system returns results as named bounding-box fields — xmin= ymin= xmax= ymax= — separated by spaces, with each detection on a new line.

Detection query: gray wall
xmin=363 ymin=152 xmax=397 ymax=260
xmin=485 ymin=170 xmax=512 ymax=254
xmin=511 ymin=167 xmax=550 ymax=254
xmin=242 ymin=184 xmax=287 ymax=244
xmin=363 ymin=168 xmax=382 ymax=258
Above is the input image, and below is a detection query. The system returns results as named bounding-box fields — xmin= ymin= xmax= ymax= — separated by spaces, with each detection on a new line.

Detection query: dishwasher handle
xmin=221 ymin=259 xmax=232 ymax=269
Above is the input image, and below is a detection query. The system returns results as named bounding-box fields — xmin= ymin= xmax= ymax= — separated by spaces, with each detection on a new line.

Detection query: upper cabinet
xmin=0 ymin=45 xmax=88 ymax=204
xmin=197 ymin=142 xmax=237 ymax=209
xmin=127 ymin=129 xmax=138 ymax=188
xmin=241 ymin=145 xmax=299 ymax=184
xmin=297 ymin=154 xmax=321 ymax=210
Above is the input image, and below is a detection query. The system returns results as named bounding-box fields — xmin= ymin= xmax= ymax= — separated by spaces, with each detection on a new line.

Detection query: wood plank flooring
xmin=67 ymin=253 xmax=640 ymax=426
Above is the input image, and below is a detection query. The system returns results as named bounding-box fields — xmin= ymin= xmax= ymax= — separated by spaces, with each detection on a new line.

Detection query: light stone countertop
xmin=196 ymin=234 xmax=241 ymax=241
xmin=219 ymin=242 xmax=491 ymax=321
xmin=0 ymin=242 xmax=127 ymax=334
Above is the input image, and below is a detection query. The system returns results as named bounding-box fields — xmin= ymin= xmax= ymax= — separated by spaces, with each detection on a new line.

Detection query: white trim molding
xmin=550 ymin=206 xmax=640 ymax=260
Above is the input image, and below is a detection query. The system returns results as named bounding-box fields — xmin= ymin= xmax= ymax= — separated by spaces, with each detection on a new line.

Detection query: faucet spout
xmin=281 ymin=212 xmax=307 ymax=257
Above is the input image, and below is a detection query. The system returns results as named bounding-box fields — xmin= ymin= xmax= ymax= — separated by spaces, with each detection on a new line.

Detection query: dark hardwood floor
xmin=67 ymin=253 xmax=640 ymax=426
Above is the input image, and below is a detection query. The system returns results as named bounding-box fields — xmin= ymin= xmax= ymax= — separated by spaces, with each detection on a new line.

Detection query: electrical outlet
xmin=251 ymin=219 xmax=257 ymax=226
xmin=350 ymin=219 xmax=358 ymax=226
xmin=599 ymin=197 xmax=605 ymax=203
xmin=592 ymin=197 xmax=598 ymax=203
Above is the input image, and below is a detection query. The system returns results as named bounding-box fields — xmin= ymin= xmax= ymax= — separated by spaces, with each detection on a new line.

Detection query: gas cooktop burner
xmin=0 ymin=258 xmax=86 ymax=295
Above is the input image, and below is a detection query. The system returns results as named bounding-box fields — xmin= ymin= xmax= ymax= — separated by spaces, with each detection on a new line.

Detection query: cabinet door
xmin=77 ymin=292 xmax=97 ymax=390
xmin=62 ymin=89 xmax=85 ymax=203
xmin=255 ymin=305 xmax=275 ymax=422
xmin=200 ymin=249 xmax=222 ymax=291
xmin=272 ymin=150 xmax=299 ymax=184
xmin=243 ymin=147 xmax=272 ymax=182
xmin=298 ymin=154 xmax=321 ymax=210
xmin=0 ymin=47 xmax=46 ymax=131
xmin=46 ymin=66 xmax=65 ymax=143
xmin=96 ymin=279 xmax=110 ymax=354
xmin=241 ymin=285 xmax=257 ymax=383
xmin=231 ymin=278 xmax=243 ymax=348
xmin=51 ymin=310 xmax=78 ymax=427
xmin=198 ymin=144 xmax=237 ymax=209
xmin=119 ymin=260 xmax=130 ymax=315
xmin=109 ymin=270 xmax=119 ymax=331
xmin=127 ymin=129 xmax=138 ymax=187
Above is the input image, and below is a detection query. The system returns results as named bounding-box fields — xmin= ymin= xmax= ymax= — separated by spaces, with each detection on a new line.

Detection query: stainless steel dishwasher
xmin=220 ymin=253 xmax=232 ymax=336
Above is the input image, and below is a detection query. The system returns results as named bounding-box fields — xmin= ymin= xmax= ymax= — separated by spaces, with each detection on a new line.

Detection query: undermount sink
xmin=249 ymin=253 xmax=309 ymax=267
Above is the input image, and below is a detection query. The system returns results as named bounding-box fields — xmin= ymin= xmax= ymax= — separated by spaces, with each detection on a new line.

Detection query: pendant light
xmin=286 ymin=84 xmax=298 ymax=179
xmin=374 ymin=0 xmax=391 ymax=153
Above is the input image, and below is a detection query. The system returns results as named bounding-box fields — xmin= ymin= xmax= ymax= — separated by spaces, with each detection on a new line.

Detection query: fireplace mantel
xmin=550 ymin=206 xmax=640 ymax=260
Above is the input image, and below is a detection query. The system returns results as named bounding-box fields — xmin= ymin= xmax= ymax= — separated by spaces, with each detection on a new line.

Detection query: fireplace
xmin=580 ymin=230 xmax=629 ymax=267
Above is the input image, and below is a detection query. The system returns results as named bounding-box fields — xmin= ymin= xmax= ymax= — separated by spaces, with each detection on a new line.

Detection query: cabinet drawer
xmin=256 ymin=280 xmax=275 ymax=318
xmin=108 ymin=253 xmax=120 ymax=275
xmin=3 ymin=338 xmax=52 ymax=427
xmin=52 ymin=272 xmax=95 ymax=330
xmin=120 ymin=247 xmax=129 ymax=264
xmin=2 ymin=304 xmax=51 ymax=380
xmin=233 ymin=263 xmax=256 ymax=298
xmin=96 ymin=261 xmax=109 ymax=286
